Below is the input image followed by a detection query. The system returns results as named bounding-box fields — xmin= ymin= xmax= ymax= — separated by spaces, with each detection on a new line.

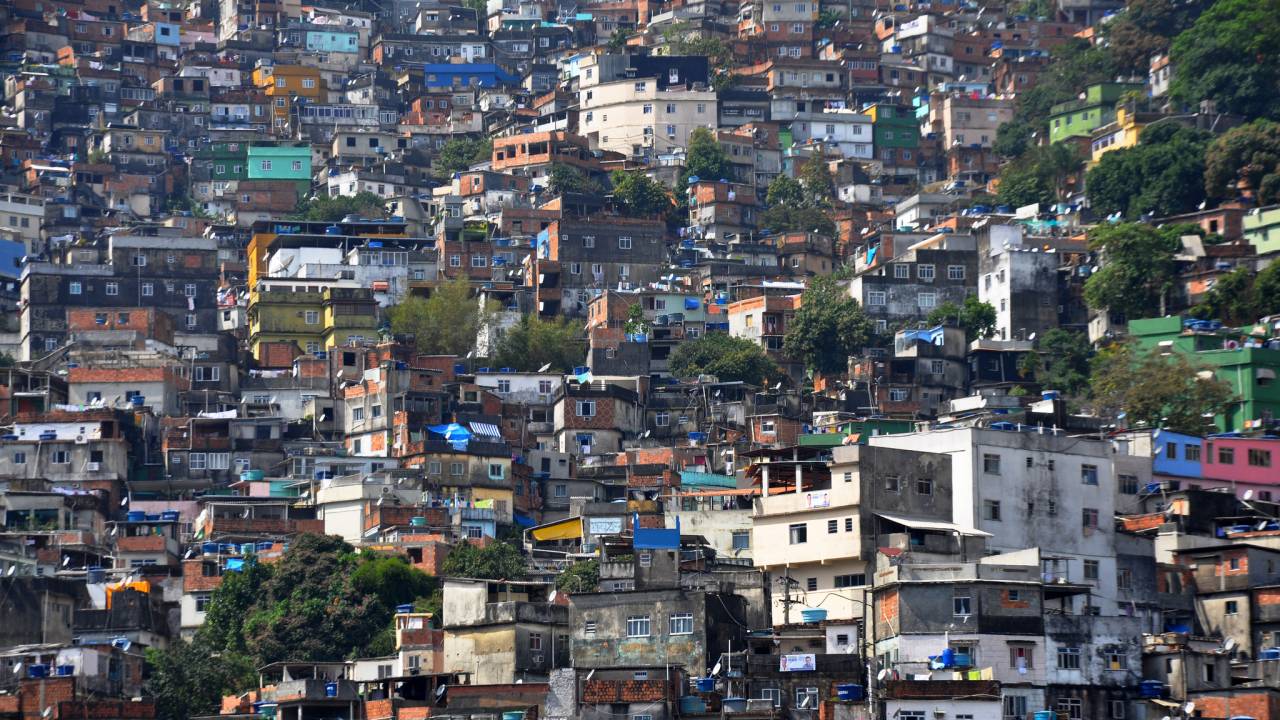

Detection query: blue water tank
xmin=1261 ymin=648 xmax=1280 ymax=660
xmin=127 ymin=511 xmax=146 ymax=522
xmin=1139 ymin=680 xmax=1166 ymax=698
xmin=800 ymin=608 xmax=827 ymax=623
xmin=202 ymin=542 xmax=220 ymax=555
xmin=695 ymin=677 xmax=716 ymax=692
xmin=130 ymin=395 xmax=145 ymax=407
xmin=161 ymin=511 xmax=180 ymax=522
xmin=835 ymin=684 xmax=864 ymax=701
xmin=396 ymin=604 xmax=415 ymax=614
xmin=28 ymin=665 xmax=49 ymax=679
xmin=324 ymin=682 xmax=338 ymax=698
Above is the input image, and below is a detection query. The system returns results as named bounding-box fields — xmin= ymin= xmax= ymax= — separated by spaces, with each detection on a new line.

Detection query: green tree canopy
xmin=440 ymin=540 xmax=527 ymax=580
xmin=1090 ymin=340 xmax=1236 ymax=434
xmin=760 ymin=172 xmax=837 ymax=236
xmin=1189 ymin=263 xmax=1280 ymax=326
xmin=489 ymin=315 xmax=587 ymax=373
xmin=555 ymin=559 xmax=600 ymax=594
xmin=797 ymin=154 xmax=835 ymax=208
xmin=1104 ymin=0 xmax=1210 ymax=74
xmin=1204 ymin=120 xmax=1280 ymax=205
xmin=1082 ymin=223 xmax=1182 ymax=318
xmin=388 ymin=277 xmax=496 ymax=357
xmin=433 ymin=136 xmax=493 ymax=180
xmin=293 ymin=191 xmax=387 ymax=221
xmin=1169 ymin=0 xmax=1280 ymax=120
xmin=783 ymin=274 xmax=872 ymax=376
xmin=668 ymin=332 xmax=782 ymax=385
xmin=1085 ymin=123 xmax=1210 ymax=219
xmin=1029 ymin=328 xmax=1093 ymax=397
xmin=995 ymin=39 xmax=1118 ymax=157
xmin=680 ymin=127 xmax=732 ymax=189
xmin=610 ymin=169 xmax=672 ymax=217
xmin=548 ymin=164 xmax=602 ymax=195
xmin=145 ymin=640 xmax=256 ymax=720
xmin=926 ymin=295 xmax=997 ymax=341
xmin=996 ymin=143 xmax=1080 ymax=208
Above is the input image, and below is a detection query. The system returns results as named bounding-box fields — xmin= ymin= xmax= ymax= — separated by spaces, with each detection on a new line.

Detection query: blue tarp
xmin=679 ymin=471 xmax=737 ymax=489
xmin=514 ymin=512 xmax=537 ymax=528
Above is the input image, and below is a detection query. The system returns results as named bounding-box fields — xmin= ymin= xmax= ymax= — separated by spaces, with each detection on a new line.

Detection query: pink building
xmin=1203 ymin=436 xmax=1280 ymax=498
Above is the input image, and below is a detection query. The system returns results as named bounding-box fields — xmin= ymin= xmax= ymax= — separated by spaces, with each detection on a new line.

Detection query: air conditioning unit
xmin=74 ymin=435 xmax=88 ymax=444
xmin=531 ymin=654 xmax=544 ymax=664
xmin=86 ymin=462 xmax=100 ymax=471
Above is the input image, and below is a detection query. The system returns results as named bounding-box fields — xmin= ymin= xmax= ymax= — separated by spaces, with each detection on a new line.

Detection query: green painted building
xmin=866 ymin=103 xmax=920 ymax=150
xmin=1243 ymin=205 xmax=1280 ymax=257
xmin=1048 ymin=82 xmax=1143 ymax=144
xmin=246 ymin=144 xmax=312 ymax=184
xmin=192 ymin=142 xmax=250 ymax=183
xmin=1130 ymin=316 xmax=1280 ymax=431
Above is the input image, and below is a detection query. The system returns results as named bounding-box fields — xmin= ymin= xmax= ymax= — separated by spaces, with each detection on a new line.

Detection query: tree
xmin=784 ymin=275 xmax=873 ymax=376
xmin=1169 ymin=0 xmax=1280 ymax=120
xmin=440 ymin=540 xmax=527 ymax=580
xmin=1083 ymin=222 xmax=1182 ymax=319
xmin=1085 ymin=123 xmax=1210 ymax=218
xmin=388 ymin=277 xmax=496 ymax=357
xmin=996 ymin=143 xmax=1079 ymax=208
xmin=1255 ymin=261 xmax=1280 ymax=318
xmin=995 ymin=39 xmax=1118 ymax=159
xmin=1204 ymin=120 xmax=1280 ymax=205
xmin=1031 ymin=329 xmax=1093 ymax=396
xmin=1104 ymin=0 xmax=1210 ymax=74
xmin=1188 ymin=267 xmax=1261 ymax=326
xmin=548 ymin=164 xmax=600 ymax=195
xmin=1090 ymin=340 xmax=1235 ymax=434
xmin=660 ymin=23 xmax=735 ymax=89
xmin=146 ymin=640 xmax=256 ymax=720
xmin=797 ymin=154 xmax=835 ymax=208
xmin=668 ymin=332 xmax=782 ymax=385
xmin=200 ymin=561 xmax=272 ymax=653
xmin=760 ymin=173 xmax=837 ymax=236
xmin=351 ymin=554 xmax=439 ymax=611
xmin=610 ymin=170 xmax=672 ymax=217
xmin=926 ymin=295 xmax=997 ymax=341
xmin=293 ymin=191 xmax=387 ymax=221
xmin=434 ymin=136 xmax=492 ymax=180
xmin=555 ymin=559 xmax=599 ymax=594
xmin=680 ymin=127 xmax=732 ymax=190
xmin=489 ymin=315 xmax=586 ymax=373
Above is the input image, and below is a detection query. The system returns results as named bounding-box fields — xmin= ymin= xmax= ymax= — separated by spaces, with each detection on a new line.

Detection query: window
xmin=1250 ymin=449 xmax=1273 ymax=467
xmin=1186 ymin=444 xmax=1201 ymax=461
xmin=195 ymin=593 xmax=213 ymax=612
xmin=195 ymin=366 xmax=221 ymax=382
xmin=834 ymin=573 xmax=865 ymax=588
xmin=304 ymin=310 xmax=320 ymax=325
xmin=983 ymin=454 xmax=1001 ymax=474
xmin=868 ymin=290 xmax=886 ymax=306
xmin=488 ymin=463 xmax=503 ymax=479
xmin=1219 ymin=446 xmax=1235 ymax=464
xmin=918 ymin=292 xmax=937 ymax=309
xmin=1225 ymin=600 xmax=1239 ymax=614
xmin=1107 ymin=651 xmax=1127 ymax=671
xmin=884 ymin=475 xmax=900 ymax=492
xmin=828 ymin=519 xmax=838 ymax=534
xmin=1119 ymin=474 xmax=1139 ymax=494
xmin=953 ymin=590 xmax=971 ymax=616
xmin=732 ymin=530 xmax=750 ymax=549
xmin=669 ymin=613 xmax=693 ymax=635
xmin=947 ymin=265 xmax=965 ymax=280
xmin=1057 ymin=698 xmax=1083 ymax=720
xmin=627 ymin=615 xmax=651 ymax=637
xmin=352 ymin=407 xmax=365 ymax=422
xmin=529 ymin=632 xmax=542 ymax=650
xmin=106 ymin=282 xmax=119 ymax=296
xmin=984 ymin=499 xmax=1002 ymax=521
xmin=1009 ymin=645 xmax=1033 ymax=670
xmin=51 ymin=450 xmax=70 ymax=464
xmin=190 ymin=453 xmax=207 ymax=470
xmin=186 ymin=314 xmax=197 ymax=329
xmin=894 ymin=264 xmax=910 ymax=279
xmin=13 ymin=451 xmax=25 ymax=464
xmin=575 ymin=400 xmax=596 ymax=417
xmin=141 ymin=282 xmax=154 ymax=297
xmin=1081 ymin=464 xmax=1099 ymax=485
xmin=1057 ymin=646 xmax=1082 ymax=669
xmin=795 ymin=688 xmax=819 ymax=710
xmin=1082 ymin=508 xmax=1099 ymax=528
xmin=69 ymin=281 xmax=82 ymax=295
xmin=538 ymin=380 xmax=553 ymax=395
xmin=917 ymin=264 xmax=935 ymax=281
xmin=916 ymin=478 xmax=933 ymax=495
xmin=789 ymin=523 xmax=807 ymax=544
xmin=185 ymin=283 xmax=197 ymax=297
xmin=1004 ymin=695 xmax=1028 ymax=720
xmin=450 ymin=462 xmax=464 ymax=476
xmin=845 ymin=518 xmax=854 ymax=532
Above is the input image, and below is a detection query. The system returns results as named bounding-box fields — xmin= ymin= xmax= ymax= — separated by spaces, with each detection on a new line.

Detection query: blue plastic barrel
xmin=28 ymin=665 xmax=48 ymax=679
xmin=55 ymin=665 xmax=74 ymax=677
xmin=324 ymin=682 xmax=338 ymax=698
xmin=131 ymin=395 xmax=145 ymax=406
xmin=161 ymin=511 xmax=180 ymax=522
xmin=127 ymin=511 xmax=146 ymax=522
xmin=695 ymin=677 xmax=715 ymax=692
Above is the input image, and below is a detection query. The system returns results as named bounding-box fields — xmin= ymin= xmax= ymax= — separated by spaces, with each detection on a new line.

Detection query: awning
xmin=469 ymin=422 xmax=502 ymax=438
xmin=1149 ymin=699 xmax=1182 ymax=709
xmin=874 ymin=511 xmax=992 ymax=537
xmin=529 ymin=517 xmax=583 ymax=542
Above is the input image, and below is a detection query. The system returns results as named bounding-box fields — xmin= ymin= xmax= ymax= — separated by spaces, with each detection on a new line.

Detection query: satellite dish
xmin=538 ymin=363 xmax=551 ymax=372
xmin=42 ymin=708 xmax=52 ymax=719
xmin=435 ymin=684 xmax=448 ymax=699
xmin=12 ymin=662 xmax=23 ymax=675
xmin=1184 ymin=702 xmax=1196 ymax=714
xmin=62 ymin=557 xmax=70 ymax=567
xmin=120 ymin=496 xmax=129 ymax=507
xmin=711 ymin=661 xmax=722 ymax=676
xmin=1225 ymin=638 xmax=1237 ymax=651
xmin=877 ymin=668 xmax=891 ymax=681
xmin=1028 ymin=332 xmax=1036 ymax=341
xmin=585 ymin=669 xmax=595 ymax=681
xmin=5 ymin=566 xmax=15 ymax=576
xmin=1244 ymin=490 xmax=1255 ymax=501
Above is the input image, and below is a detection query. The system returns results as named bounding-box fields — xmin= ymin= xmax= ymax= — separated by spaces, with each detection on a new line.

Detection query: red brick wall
xmin=1195 ymin=691 xmax=1280 ymax=720
xmin=116 ymin=535 xmax=166 ymax=553
xmin=19 ymin=677 xmax=75 ymax=720
xmin=182 ymin=559 xmax=224 ymax=592
xmin=260 ymin=342 xmax=301 ymax=369
xmin=364 ymin=699 xmax=394 ymax=720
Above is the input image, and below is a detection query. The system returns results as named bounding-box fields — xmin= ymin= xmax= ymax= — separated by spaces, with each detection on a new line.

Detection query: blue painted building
xmin=1153 ymin=429 xmax=1203 ymax=479
xmin=420 ymin=63 xmax=519 ymax=88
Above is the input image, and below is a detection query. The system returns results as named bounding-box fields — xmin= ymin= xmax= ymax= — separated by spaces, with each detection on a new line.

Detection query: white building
xmin=870 ymin=427 xmax=1122 ymax=614
xmin=579 ymin=80 xmax=718 ymax=162
xmin=788 ymin=111 xmax=874 ymax=160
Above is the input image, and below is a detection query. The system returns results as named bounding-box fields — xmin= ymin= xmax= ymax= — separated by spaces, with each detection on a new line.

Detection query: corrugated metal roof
xmin=678 ymin=471 xmax=737 ymax=488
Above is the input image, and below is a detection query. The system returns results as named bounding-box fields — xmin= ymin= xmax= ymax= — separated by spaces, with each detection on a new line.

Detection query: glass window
xmin=626 ymin=615 xmax=651 ymax=637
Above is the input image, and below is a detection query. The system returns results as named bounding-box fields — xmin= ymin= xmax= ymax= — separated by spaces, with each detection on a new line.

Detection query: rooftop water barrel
xmin=324 ymin=682 xmax=338 ymax=698
xmin=127 ymin=511 xmax=146 ymax=522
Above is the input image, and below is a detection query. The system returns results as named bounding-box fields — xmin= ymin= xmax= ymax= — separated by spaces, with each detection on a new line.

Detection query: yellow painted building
xmin=251 ymin=64 xmax=323 ymax=135
xmin=1089 ymin=106 xmax=1153 ymax=164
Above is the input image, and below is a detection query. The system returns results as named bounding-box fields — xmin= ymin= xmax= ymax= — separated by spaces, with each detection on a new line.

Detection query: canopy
xmin=874 ymin=511 xmax=992 ymax=537
xmin=529 ymin=517 xmax=583 ymax=542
